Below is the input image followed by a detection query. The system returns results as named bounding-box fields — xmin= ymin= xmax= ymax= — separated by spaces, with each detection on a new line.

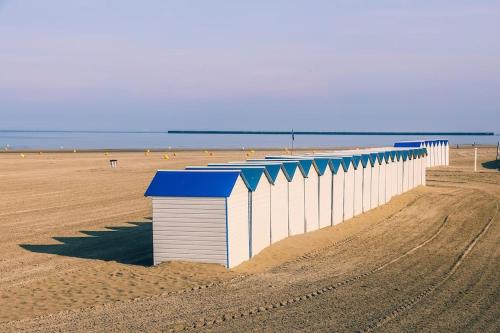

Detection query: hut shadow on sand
xmin=20 ymin=220 xmax=153 ymax=266
xmin=481 ymin=160 xmax=500 ymax=170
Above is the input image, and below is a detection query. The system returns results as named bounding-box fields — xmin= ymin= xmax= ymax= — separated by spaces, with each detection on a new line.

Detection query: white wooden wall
xmin=409 ymin=157 xmax=415 ymax=189
xmin=385 ymin=161 xmax=392 ymax=202
xmin=288 ymin=171 xmax=305 ymax=235
xmin=403 ymin=160 xmax=409 ymax=192
xmin=343 ymin=169 xmax=355 ymax=220
xmin=226 ymin=177 xmax=250 ymax=268
xmin=319 ymin=171 xmax=332 ymax=229
xmin=304 ymin=171 xmax=320 ymax=232
xmin=396 ymin=160 xmax=403 ymax=195
xmin=421 ymin=156 xmax=427 ymax=185
xmin=370 ymin=163 xmax=380 ymax=210
xmin=332 ymin=169 xmax=345 ymax=225
xmin=445 ymin=144 xmax=450 ymax=166
xmin=270 ymin=172 xmax=289 ymax=243
xmin=251 ymin=180 xmax=271 ymax=257
xmin=378 ymin=162 xmax=387 ymax=205
xmin=152 ymin=197 xmax=227 ymax=266
xmin=353 ymin=167 xmax=363 ymax=216
xmin=362 ymin=165 xmax=371 ymax=213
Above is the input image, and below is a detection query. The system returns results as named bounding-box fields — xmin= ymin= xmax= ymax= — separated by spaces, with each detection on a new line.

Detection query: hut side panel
xmin=319 ymin=171 xmax=332 ymax=228
xmin=332 ymin=170 xmax=345 ymax=225
xmin=362 ymin=166 xmax=371 ymax=213
xmin=251 ymin=181 xmax=271 ymax=257
xmin=152 ymin=197 xmax=227 ymax=266
xmin=271 ymin=173 xmax=289 ymax=243
xmin=288 ymin=174 xmax=305 ymax=235
xmin=226 ymin=177 xmax=250 ymax=268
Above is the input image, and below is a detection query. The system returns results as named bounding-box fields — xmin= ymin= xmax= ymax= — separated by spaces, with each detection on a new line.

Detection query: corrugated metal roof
xmin=144 ymin=170 xmax=240 ymax=197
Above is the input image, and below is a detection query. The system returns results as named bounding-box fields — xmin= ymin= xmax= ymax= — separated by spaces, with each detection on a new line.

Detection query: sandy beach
xmin=0 ymin=147 xmax=498 ymax=332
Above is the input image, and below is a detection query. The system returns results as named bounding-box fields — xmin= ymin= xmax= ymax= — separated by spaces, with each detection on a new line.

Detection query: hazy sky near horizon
xmin=1 ymin=1 xmax=499 ymax=131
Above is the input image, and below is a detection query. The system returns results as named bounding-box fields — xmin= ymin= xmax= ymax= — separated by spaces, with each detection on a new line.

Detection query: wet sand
xmin=0 ymin=147 xmax=498 ymax=332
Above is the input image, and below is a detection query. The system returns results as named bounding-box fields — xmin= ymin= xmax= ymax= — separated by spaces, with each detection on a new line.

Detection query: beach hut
xmin=408 ymin=149 xmax=415 ymax=189
xmin=370 ymin=152 xmax=380 ymax=209
xmin=383 ymin=151 xmax=393 ymax=202
xmin=245 ymin=160 xmax=292 ymax=241
xmin=389 ymin=151 xmax=398 ymax=198
xmin=308 ymin=157 xmax=333 ymax=229
xmin=145 ymin=170 xmax=249 ymax=268
xmin=186 ymin=165 xmax=271 ymax=257
xmin=401 ymin=151 xmax=410 ymax=192
xmin=395 ymin=151 xmax=403 ymax=195
xmin=377 ymin=152 xmax=387 ymax=205
xmin=444 ymin=140 xmax=450 ymax=166
xmin=266 ymin=157 xmax=319 ymax=232
xmin=247 ymin=159 xmax=305 ymax=238
xmin=331 ymin=158 xmax=346 ymax=225
xmin=341 ymin=156 xmax=355 ymax=220
xmin=361 ymin=154 xmax=373 ymax=213
xmin=421 ymin=148 xmax=427 ymax=185
xmin=413 ymin=150 xmax=422 ymax=186
xmin=351 ymin=156 xmax=363 ymax=216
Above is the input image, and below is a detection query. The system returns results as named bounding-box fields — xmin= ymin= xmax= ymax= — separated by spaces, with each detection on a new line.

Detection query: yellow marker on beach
xmin=163 ymin=154 xmax=169 ymax=160
xmin=104 ymin=152 xmax=109 ymax=156
xmin=20 ymin=153 xmax=25 ymax=158
xmin=251 ymin=150 xmax=255 ymax=154
xmin=204 ymin=150 xmax=209 ymax=155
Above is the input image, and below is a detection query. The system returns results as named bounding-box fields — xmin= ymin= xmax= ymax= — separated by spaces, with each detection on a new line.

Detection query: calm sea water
xmin=0 ymin=131 xmax=498 ymax=150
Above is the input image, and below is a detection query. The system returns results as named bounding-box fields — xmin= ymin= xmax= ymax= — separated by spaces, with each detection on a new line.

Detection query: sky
xmin=0 ymin=1 xmax=499 ymax=132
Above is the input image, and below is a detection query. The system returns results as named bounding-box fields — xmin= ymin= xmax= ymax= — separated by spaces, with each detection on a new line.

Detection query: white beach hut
xmin=360 ymin=154 xmax=373 ymax=213
xmin=402 ymin=151 xmax=410 ymax=192
xmin=383 ymin=151 xmax=393 ymax=202
xmin=370 ymin=152 xmax=380 ymax=209
xmin=351 ymin=156 xmax=363 ymax=216
xmin=377 ymin=152 xmax=387 ymax=205
xmin=341 ymin=156 xmax=355 ymax=220
xmin=421 ymin=148 xmax=428 ymax=185
xmin=186 ymin=165 xmax=271 ymax=257
xmin=395 ymin=151 xmax=403 ymax=195
xmin=245 ymin=160 xmax=292 ymax=241
xmin=309 ymin=157 xmax=333 ymax=229
xmin=266 ymin=157 xmax=319 ymax=233
xmin=444 ymin=140 xmax=450 ymax=166
xmin=145 ymin=170 xmax=249 ymax=268
xmin=331 ymin=158 xmax=346 ymax=225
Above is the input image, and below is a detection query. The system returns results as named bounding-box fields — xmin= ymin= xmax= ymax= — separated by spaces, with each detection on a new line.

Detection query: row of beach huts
xmin=145 ymin=140 xmax=449 ymax=268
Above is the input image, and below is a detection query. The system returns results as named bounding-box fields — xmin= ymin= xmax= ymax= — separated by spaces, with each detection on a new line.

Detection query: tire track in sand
xmin=358 ymin=202 xmax=498 ymax=333
xmin=173 ymin=214 xmax=451 ymax=332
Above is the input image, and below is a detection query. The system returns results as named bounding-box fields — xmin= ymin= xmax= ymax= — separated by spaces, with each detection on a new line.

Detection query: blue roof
xmin=223 ymin=162 xmax=281 ymax=184
xmin=401 ymin=151 xmax=409 ymax=161
xmin=376 ymin=152 xmax=384 ymax=164
xmin=186 ymin=166 xmax=267 ymax=192
xmin=394 ymin=141 xmax=423 ymax=148
xmin=341 ymin=156 xmax=353 ymax=170
xmin=145 ymin=170 xmax=240 ymax=198
xmin=330 ymin=158 xmax=346 ymax=174
xmin=383 ymin=151 xmax=391 ymax=163
xmin=360 ymin=154 xmax=371 ymax=167
xmin=369 ymin=153 xmax=378 ymax=165
xmin=309 ymin=157 xmax=330 ymax=176
xmin=265 ymin=157 xmax=313 ymax=176
xmin=351 ymin=155 xmax=361 ymax=169
xmin=395 ymin=151 xmax=402 ymax=161
xmin=389 ymin=151 xmax=397 ymax=161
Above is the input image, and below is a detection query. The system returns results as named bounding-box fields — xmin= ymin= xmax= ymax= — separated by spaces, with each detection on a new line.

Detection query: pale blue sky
xmin=1 ymin=1 xmax=499 ymax=131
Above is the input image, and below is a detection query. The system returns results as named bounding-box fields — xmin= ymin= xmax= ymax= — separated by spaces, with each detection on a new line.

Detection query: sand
xmin=0 ymin=147 xmax=498 ymax=332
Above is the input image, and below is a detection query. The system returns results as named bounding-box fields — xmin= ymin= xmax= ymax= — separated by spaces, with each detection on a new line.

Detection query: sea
xmin=0 ymin=131 xmax=498 ymax=150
